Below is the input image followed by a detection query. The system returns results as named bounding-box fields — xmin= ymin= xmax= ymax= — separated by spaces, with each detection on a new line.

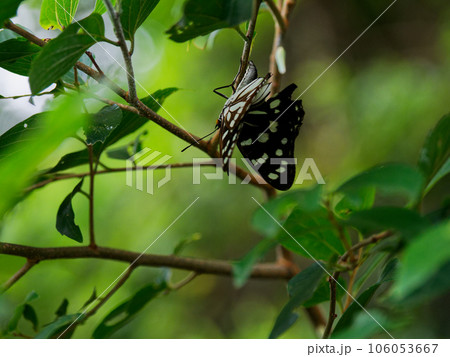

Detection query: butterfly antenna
xmin=181 ymin=128 xmax=218 ymax=152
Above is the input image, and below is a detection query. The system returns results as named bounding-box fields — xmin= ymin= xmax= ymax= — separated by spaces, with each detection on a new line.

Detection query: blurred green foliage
xmin=0 ymin=0 xmax=449 ymax=339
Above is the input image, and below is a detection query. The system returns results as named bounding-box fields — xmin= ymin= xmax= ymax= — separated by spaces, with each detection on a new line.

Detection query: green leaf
xmin=269 ymin=263 xmax=325 ymax=339
xmin=332 ymin=261 xmax=396 ymax=337
xmin=173 ymin=233 xmax=201 ymax=255
xmin=94 ymin=0 xmax=116 ymax=15
xmin=92 ymin=281 xmax=166 ymax=338
xmin=398 ymin=260 xmax=450 ymax=305
xmin=0 ymin=113 xmax=46 ymax=161
xmin=56 ymin=179 xmax=84 ymax=242
xmin=0 ymin=28 xmax=20 ymax=42
xmin=419 ymin=114 xmax=450 ymax=192
xmin=277 ymin=207 xmax=345 ymax=261
xmin=0 ymin=38 xmax=41 ymax=76
xmin=55 ymin=299 xmax=69 ymax=317
xmin=23 ymin=304 xmax=39 ymax=331
xmin=0 ymin=0 xmax=26 ymax=26
xmin=40 ymin=0 xmax=80 ymax=31
xmin=232 ymin=239 xmax=277 ymax=288
xmin=39 ymin=88 xmax=177 ymax=176
xmin=252 ymin=186 xmax=322 ymax=237
xmin=332 ymin=310 xmax=390 ymax=339
xmin=84 ymin=105 xmax=123 ymax=145
xmin=392 ymin=220 xmax=450 ymax=299
xmin=6 ymin=291 xmax=38 ymax=333
xmin=120 ymin=0 xmax=160 ymax=41
xmin=30 ymin=13 xmax=105 ymax=94
xmin=334 ymin=187 xmax=375 ymax=218
xmin=337 ymin=164 xmax=425 ymax=206
xmin=36 ymin=314 xmax=81 ymax=339
xmin=167 ymin=0 xmax=253 ymax=43
xmin=344 ymin=207 xmax=429 ymax=239
xmin=0 ymin=94 xmax=86 ymax=217
xmin=106 ymin=146 xmax=131 ymax=160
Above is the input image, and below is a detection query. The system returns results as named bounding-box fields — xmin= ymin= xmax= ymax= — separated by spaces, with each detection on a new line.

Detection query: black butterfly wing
xmin=237 ymin=84 xmax=305 ymax=190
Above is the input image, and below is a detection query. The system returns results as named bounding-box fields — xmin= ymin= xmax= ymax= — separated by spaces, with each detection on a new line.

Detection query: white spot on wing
xmin=270 ymin=99 xmax=280 ymax=109
xmin=281 ymin=138 xmax=288 ymax=144
xmin=269 ymin=122 xmax=278 ymax=133
xmin=275 ymin=149 xmax=283 ymax=156
xmin=268 ymin=173 xmax=279 ymax=180
xmin=240 ymin=138 xmax=252 ymax=146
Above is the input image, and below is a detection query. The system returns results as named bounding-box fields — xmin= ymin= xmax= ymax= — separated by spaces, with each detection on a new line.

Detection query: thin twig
xmin=265 ymin=0 xmax=287 ymax=33
xmin=170 ymin=272 xmax=198 ymax=290
xmin=0 ymin=242 xmax=293 ymax=279
xmin=58 ymin=265 xmax=135 ymax=338
xmin=322 ymin=271 xmax=340 ymax=339
xmin=0 ymin=90 xmax=54 ymax=100
xmin=339 ymin=230 xmax=393 ymax=264
xmin=87 ymin=145 xmax=97 ymax=249
xmin=343 ymin=248 xmax=362 ymax=311
xmin=269 ymin=0 xmax=297 ymax=95
xmin=85 ymin=51 xmax=103 ymax=74
xmin=26 ymin=161 xmax=217 ymax=192
xmin=233 ymin=0 xmax=262 ymax=88
xmin=1 ymin=259 xmax=38 ymax=293
xmin=104 ymin=0 xmax=138 ymax=103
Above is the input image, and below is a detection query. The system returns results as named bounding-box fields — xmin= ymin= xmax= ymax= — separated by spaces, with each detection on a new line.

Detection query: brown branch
xmin=103 ymin=0 xmax=138 ymax=103
xmin=269 ymin=0 xmax=297 ymax=95
xmin=170 ymin=272 xmax=198 ymax=291
xmin=5 ymin=19 xmax=275 ymax=197
xmin=1 ymin=259 xmax=38 ymax=293
xmin=58 ymin=265 xmax=135 ymax=338
xmin=0 ymin=242 xmax=293 ymax=280
xmin=87 ymin=145 xmax=97 ymax=249
xmin=233 ymin=0 xmax=262 ymax=88
xmin=339 ymin=230 xmax=393 ymax=264
xmin=265 ymin=0 xmax=287 ymax=33
xmin=322 ymin=271 xmax=340 ymax=339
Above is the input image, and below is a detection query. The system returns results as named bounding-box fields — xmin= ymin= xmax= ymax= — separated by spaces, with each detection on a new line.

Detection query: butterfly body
xmin=215 ymin=62 xmax=304 ymax=190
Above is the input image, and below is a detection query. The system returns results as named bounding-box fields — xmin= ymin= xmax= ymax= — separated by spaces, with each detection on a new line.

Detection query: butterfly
xmin=215 ymin=61 xmax=304 ymax=190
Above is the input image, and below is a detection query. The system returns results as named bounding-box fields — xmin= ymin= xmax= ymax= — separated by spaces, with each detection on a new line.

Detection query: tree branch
xmin=0 ymin=243 xmax=293 ymax=280
xmin=1 ymin=259 xmax=38 ymax=293
xmin=233 ymin=0 xmax=262 ymax=88
xmin=339 ymin=230 xmax=393 ymax=264
xmin=103 ymin=0 xmax=138 ymax=103
xmin=87 ymin=145 xmax=97 ymax=249
xmin=322 ymin=271 xmax=340 ymax=339
xmin=265 ymin=0 xmax=287 ymax=33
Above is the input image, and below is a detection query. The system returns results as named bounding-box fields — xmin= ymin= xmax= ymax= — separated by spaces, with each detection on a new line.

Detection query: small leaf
xmin=40 ymin=0 xmax=80 ymax=31
xmin=92 ymin=281 xmax=166 ymax=338
xmin=0 ymin=38 xmax=41 ymax=76
xmin=277 ymin=207 xmax=345 ymax=261
xmin=269 ymin=263 xmax=325 ymax=338
xmin=0 ymin=0 xmax=26 ymax=26
xmin=232 ymin=239 xmax=277 ymax=288
xmin=30 ymin=13 xmax=105 ymax=94
xmin=337 ymin=164 xmax=425 ymax=206
xmin=36 ymin=314 xmax=81 ymax=339
xmin=84 ymin=105 xmax=123 ymax=145
xmin=173 ymin=233 xmax=201 ymax=255
xmin=419 ymin=114 xmax=450 ymax=192
xmin=120 ymin=0 xmax=160 ymax=42
xmin=82 ymin=288 xmax=97 ymax=308
xmin=344 ymin=207 xmax=429 ymax=239
xmin=252 ymin=186 xmax=322 ymax=237
xmin=56 ymin=179 xmax=84 ymax=242
xmin=6 ymin=291 xmax=38 ymax=333
xmin=106 ymin=145 xmax=131 ymax=160
xmin=166 ymin=0 xmax=252 ymax=42
xmin=392 ymin=220 xmax=450 ymax=300
xmin=55 ymin=298 xmax=69 ymax=317
xmin=23 ymin=304 xmax=39 ymax=331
